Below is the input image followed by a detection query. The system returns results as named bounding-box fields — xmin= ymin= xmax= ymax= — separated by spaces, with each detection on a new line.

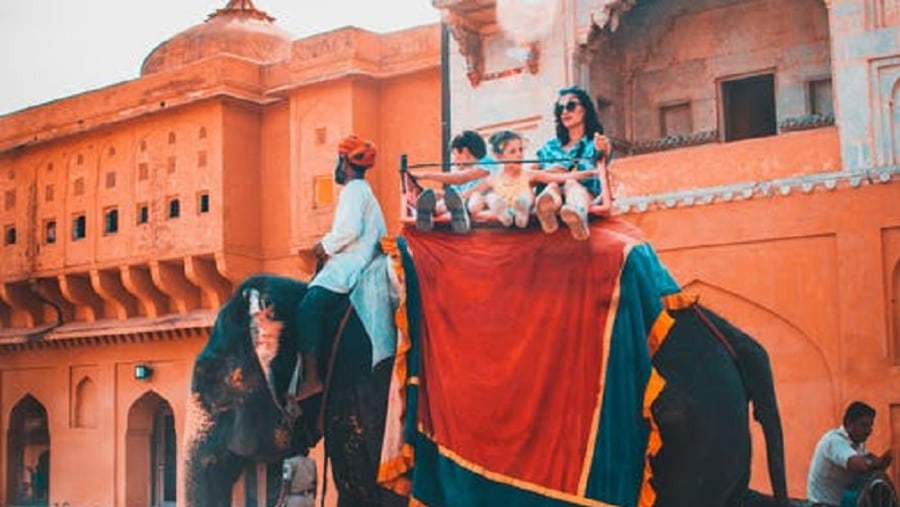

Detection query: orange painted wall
xmin=376 ymin=68 xmax=443 ymax=233
xmin=612 ymin=128 xmax=842 ymax=197
xmin=1 ymin=335 xmax=205 ymax=507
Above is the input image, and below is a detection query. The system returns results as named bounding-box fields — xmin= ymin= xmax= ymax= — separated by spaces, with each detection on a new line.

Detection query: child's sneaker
xmin=512 ymin=195 xmax=531 ymax=228
xmin=560 ymin=204 xmax=589 ymax=240
xmin=490 ymin=198 xmax=513 ymax=227
xmin=444 ymin=188 xmax=470 ymax=234
xmin=416 ymin=189 xmax=436 ymax=231
xmin=535 ymin=191 xmax=559 ymax=233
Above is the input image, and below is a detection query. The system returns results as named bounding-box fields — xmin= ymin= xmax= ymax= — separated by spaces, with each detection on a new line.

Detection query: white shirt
xmin=311 ymin=179 xmax=387 ymax=294
xmin=807 ymin=426 xmax=867 ymax=505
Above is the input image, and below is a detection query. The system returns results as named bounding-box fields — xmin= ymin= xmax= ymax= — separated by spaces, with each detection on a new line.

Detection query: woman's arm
xmin=410 ymin=167 xmax=489 ymax=184
xmin=591 ymin=160 xmax=613 ymax=217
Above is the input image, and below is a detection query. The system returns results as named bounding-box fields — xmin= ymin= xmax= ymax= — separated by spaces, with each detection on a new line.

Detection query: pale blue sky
xmin=0 ymin=0 xmax=440 ymax=116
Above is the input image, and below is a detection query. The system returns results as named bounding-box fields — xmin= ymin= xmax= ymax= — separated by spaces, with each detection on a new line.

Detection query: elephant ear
xmin=192 ymin=297 xmax=252 ymax=413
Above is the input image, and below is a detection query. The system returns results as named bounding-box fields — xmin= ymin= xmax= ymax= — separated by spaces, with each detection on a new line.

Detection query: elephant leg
xmin=184 ymin=443 xmax=246 ymax=507
xmin=325 ymin=358 xmax=406 ymax=507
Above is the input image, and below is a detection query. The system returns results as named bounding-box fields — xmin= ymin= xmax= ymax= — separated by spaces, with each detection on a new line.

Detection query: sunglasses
xmin=555 ymin=100 xmax=581 ymax=115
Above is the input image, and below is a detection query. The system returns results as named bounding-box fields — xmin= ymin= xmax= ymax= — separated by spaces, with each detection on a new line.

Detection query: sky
xmin=0 ymin=0 xmax=441 ymax=116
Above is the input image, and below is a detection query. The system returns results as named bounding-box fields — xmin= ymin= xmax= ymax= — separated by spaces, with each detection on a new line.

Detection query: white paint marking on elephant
xmin=246 ymin=288 xmax=282 ymax=383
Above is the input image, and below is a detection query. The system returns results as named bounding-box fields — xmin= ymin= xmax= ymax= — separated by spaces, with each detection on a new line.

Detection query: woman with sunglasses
xmin=534 ymin=86 xmax=613 ymax=240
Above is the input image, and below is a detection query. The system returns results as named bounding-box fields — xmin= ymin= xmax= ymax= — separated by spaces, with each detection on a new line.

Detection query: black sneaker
xmin=416 ymin=189 xmax=436 ymax=231
xmin=445 ymin=188 xmax=470 ymax=234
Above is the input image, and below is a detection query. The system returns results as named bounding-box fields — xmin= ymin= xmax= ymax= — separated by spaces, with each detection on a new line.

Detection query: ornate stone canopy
xmin=436 ymin=0 xmax=833 ymax=84
xmin=433 ymin=0 xmax=541 ymax=86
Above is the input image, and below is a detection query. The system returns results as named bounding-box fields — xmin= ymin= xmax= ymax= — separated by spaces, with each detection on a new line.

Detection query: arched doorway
xmin=125 ymin=392 xmax=176 ymax=507
xmin=5 ymin=395 xmax=50 ymax=506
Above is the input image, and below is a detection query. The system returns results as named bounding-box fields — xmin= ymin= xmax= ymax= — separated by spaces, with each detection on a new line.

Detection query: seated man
xmin=294 ymin=134 xmax=386 ymax=400
xmin=410 ymin=130 xmax=495 ymax=234
xmin=807 ymin=401 xmax=893 ymax=507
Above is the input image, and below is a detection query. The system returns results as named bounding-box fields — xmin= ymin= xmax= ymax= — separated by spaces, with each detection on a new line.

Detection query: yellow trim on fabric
xmin=577 ymin=241 xmax=636 ymax=495
xmin=646 ymin=310 xmax=674 ymax=357
xmin=422 ymin=432 xmax=624 ymax=507
xmin=638 ymin=367 xmax=666 ymax=507
xmin=638 ymin=306 xmax=675 ymax=505
xmin=376 ymin=236 xmax=415 ymax=493
xmin=662 ymin=291 xmax=698 ymax=311
xmin=378 ymin=457 xmax=412 ymax=496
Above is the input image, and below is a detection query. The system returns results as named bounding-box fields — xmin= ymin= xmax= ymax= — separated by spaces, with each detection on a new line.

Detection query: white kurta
xmin=311 ymin=179 xmax=387 ymax=294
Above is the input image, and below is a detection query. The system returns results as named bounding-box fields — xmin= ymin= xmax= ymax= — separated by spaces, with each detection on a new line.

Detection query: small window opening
xmin=104 ymin=208 xmax=119 ymax=235
xmin=137 ymin=204 xmax=149 ymax=224
xmin=722 ymin=74 xmax=776 ymax=142
xmin=198 ymin=193 xmax=210 ymax=214
xmin=4 ymin=225 xmax=16 ymax=245
xmin=168 ymin=199 xmax=180 ymax=219
xmin=660 ymin=102 xmax=693 ymax=137
xmin=72 ymin=214 xmax=86 ymax=240
xmin=45 ymin=220 xmax=57 ymax=244
xmin=809 ymin=78 xmax=834 ymax=117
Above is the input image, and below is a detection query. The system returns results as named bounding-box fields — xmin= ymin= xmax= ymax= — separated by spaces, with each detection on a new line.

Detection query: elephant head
xmin=184 ymin=275 xmax=322 ymax=507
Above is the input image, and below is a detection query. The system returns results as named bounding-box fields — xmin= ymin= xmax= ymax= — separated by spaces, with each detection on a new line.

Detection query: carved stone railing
xmin=611 ymin=130 xmax=719 ymax=157
xmin=778 ymin=113 xmax=835 ymax=133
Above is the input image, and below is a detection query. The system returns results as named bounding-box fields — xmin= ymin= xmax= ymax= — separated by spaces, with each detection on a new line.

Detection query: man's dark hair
xmin=450 ymin=130 xmax=487 ymax=160
xmin=554 ymin=86 xmax=604 ymax=146
xmin=843 ymin=401 xmax=876 ymax=426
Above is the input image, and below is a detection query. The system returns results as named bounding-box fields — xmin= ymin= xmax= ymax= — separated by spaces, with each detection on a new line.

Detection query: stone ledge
xmin=614 ymin=166 xmax=900 ymax=214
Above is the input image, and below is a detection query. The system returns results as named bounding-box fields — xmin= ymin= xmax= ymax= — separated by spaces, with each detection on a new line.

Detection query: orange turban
xmin=337 ymin=134 xmax=376 ymax=169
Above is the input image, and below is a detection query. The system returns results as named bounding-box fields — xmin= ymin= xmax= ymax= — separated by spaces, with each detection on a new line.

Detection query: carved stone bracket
xmin=447 ymin=12 xmax=485 ymax=86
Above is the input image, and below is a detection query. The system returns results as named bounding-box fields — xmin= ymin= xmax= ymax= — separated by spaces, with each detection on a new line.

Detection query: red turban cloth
xmin=337 ymin=135 xmax=376 ymax=169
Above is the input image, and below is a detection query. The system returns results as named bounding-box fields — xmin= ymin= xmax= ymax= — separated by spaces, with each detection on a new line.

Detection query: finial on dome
xmin=209 ymin=0 xmax=275 ymax=22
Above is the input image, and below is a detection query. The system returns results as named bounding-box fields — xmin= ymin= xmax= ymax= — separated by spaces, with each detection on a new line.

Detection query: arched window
xmin=126 ymin=392 xmax=176 ymax=507
xmin=6 ymin=395 xmax=50 ymax=506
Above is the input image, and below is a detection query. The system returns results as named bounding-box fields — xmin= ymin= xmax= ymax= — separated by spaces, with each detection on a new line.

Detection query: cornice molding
xmin=614 ymin=166 xmax=899 ymax=215
xmin=0 ymin=312 xmax=214 ymax=353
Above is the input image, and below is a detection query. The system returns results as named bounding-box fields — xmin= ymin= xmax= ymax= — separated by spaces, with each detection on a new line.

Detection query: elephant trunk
xmin=183 ymin=393 xmax=246 ymax=507
xmin=743 ymin=345 xmax=789 ymax=503
xmin=701 ymin=307 xmax=789 ymax=504
xmin=756 ymin=396 xmax=788 ymax=503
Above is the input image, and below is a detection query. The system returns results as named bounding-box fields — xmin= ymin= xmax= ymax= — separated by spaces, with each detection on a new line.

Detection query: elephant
xmin=183 ymin=274 xmax=405 ymax=507
xmin=183 ymin=270 xmax=788 ymax=507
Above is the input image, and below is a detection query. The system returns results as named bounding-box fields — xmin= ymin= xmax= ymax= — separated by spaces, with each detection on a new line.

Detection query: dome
xmin=141 ymin=0 xmax=293 ymax=76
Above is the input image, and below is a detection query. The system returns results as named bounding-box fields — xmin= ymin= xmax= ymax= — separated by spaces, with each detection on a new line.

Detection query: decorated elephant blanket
xmin=378 ymin=218 xmax=684 ymax=507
